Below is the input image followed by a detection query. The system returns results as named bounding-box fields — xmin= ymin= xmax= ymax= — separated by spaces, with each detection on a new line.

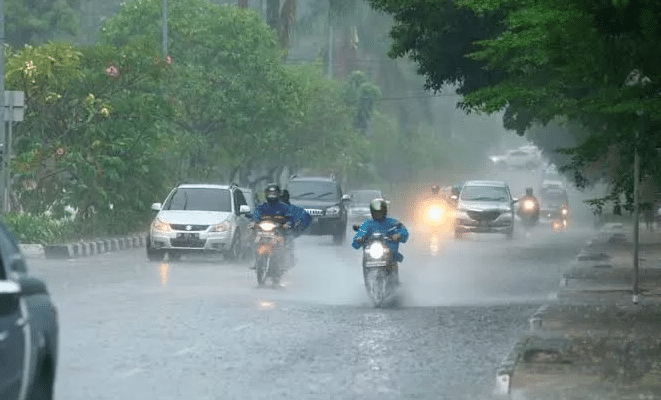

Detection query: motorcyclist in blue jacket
xmin=352 ymin=198 xmax=409 ymax=285
xmin=251 ymin=183 xmax=311 ymax=268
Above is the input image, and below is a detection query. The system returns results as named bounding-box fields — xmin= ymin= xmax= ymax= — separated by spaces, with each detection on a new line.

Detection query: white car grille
xmin=305 ymin=209 xmax=323 ymax=216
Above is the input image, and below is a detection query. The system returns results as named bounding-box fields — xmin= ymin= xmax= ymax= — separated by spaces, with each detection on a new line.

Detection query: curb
xmin=40 ymin=233 xmax=148 ymax=259
xmin=494 ymin=228 xmax=624 ymax=395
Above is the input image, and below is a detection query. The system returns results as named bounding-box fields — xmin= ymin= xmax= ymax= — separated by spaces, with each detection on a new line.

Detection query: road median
xmin=21 ymin=233 xmax=148 ymax=259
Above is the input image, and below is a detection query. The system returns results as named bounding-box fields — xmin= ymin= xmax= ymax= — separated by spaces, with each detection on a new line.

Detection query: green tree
xmin=6 ymin=0 xmax=83 ymax=47
xmin=6 ymin=40 xmax=175 ymax=235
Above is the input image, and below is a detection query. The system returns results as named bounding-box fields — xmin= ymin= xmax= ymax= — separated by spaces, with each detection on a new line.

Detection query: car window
xmin=509 ymin=150 xmax=529 ymax=156
xmin=288 ymin=181 xmax=338 ymax=200
xmin=460 ymin=185 xmax=510 ymax=202
xmin=163 ymin=188 xmax=232 ymax=212
xmin=350 ymin=191 xmax=381 ymax=205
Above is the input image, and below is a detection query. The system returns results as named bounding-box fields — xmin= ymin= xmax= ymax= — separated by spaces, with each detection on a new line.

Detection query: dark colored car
xmin=0 ymin=220 xmax=58 ymax=399
xmin=286 ymin=176 xmax=351 ymax=244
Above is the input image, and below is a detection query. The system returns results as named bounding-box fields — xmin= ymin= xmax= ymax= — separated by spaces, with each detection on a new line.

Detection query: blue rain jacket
xmin=251 ymin=201 xmax=312 ymax=236
xmin=351 ymin=217 xmax=409 ymax=262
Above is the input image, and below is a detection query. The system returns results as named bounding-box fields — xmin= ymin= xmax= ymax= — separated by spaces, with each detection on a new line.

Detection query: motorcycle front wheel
xmin=256 ymin=255 xmax=270 ymax=286
xmin=366 ymin=268 xmax=386 ymax=307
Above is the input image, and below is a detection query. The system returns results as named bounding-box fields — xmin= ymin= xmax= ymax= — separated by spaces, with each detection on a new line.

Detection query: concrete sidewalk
xmin=497 ymin=223 xmax=661 ymax=399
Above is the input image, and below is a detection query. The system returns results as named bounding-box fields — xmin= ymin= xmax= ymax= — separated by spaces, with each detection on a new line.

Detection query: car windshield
xmin=350 ymin=190 xmax=381 ymax=205
xmin=163 ymin=188 xmax=232 ymax=212
xmin=460 ymin=185 xmax=510 ymax=202
xmin=288 ymin=181 xmax=338 ymax=200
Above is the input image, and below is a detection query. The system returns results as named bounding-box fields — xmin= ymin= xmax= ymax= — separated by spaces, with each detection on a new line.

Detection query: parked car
xmin=147 ymin=183 xmax=252 ymax=261
xmin=286 ymin=176 xmax=350 ymax=244
xmin=453 ymin=180 xmax=517 ymax=239
xmin=0 ymin=220 xmax=59 ymax=400
xmin=347 ymin=189 xmax=383 ymax=225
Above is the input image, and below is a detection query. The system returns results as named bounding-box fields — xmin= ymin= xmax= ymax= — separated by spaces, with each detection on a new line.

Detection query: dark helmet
xmin=281 ymin=189 xmax=290 ymax=203
xmin=431 ymin=185 xmax=440 ymax=194
xmin=265 ymin=183 xmax=281 ymax=203
xmin=525 ymin=187 xmax=534 ymax=196
xmin=370 ymin=198 xmax=388 ymax=221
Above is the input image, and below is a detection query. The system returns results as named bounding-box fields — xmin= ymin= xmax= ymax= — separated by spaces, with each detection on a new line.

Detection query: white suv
xmin=453 ymin=180 xmax=517 ymax=239
xmin=147 ymin=183 xmax=253 ymax=261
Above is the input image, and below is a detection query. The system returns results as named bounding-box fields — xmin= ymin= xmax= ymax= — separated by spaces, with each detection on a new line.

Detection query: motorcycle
xmin=352 ymin=223 xmax=403 ymax=307
xmin=250 ymin=215 xmax=291 ymax=286
xmin=551 ymin=206 xmax=569 ymax=232
xmin=518 ymin=198 xmax=540 ymax=230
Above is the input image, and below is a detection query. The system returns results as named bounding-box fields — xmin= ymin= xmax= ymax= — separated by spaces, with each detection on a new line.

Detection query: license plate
xmin=177 ymin=232 xmax=199 ymax=239
xmin=365 ymin=260 xmax=387 ymax=268
xmin=479 ymin=220 xmax=487 ymax=226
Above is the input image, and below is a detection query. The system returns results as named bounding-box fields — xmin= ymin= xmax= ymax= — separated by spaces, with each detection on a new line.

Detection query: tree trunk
xmin=266 ymin=0 xmax=280 ymax=31
xmin=238 ymin=0 xmax=249 ymax=8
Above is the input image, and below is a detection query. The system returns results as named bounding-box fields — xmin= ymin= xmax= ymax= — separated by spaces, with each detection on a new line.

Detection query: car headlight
xmin=367 ymin=242 xmax=386 ymax=259
xmin=211 ymin=221 xmax=232 ymax=232
xmin=562 ymin=208 xmax=569 ymax=215
xmin=258 ymin=221 xmax=277 ymax=231
xmin=453 ymin=209 xmax=469 ymax=219
xmin=428 ymin=206 xmax=444 ymax=221
xmin=326 ymin=206 xmax=340 ymax=215
xmin=151 ymin=218 xmax=171 ymax=232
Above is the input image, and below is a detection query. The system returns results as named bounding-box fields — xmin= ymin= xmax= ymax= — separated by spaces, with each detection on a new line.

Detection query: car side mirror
xmin=239 ymin=205 xmax=251 ymax=215
xmin=386 ymin=200 xmax=391 ymax=206
xmin=151 ymin=202 xmax=162 ymax=211
xmin=352 ymin=225 xmax=359 ymax=231
xmin=341 ymin=194 xmax=351 ymax=202
xmin=512 ymin=198 xmax=519 ymax=203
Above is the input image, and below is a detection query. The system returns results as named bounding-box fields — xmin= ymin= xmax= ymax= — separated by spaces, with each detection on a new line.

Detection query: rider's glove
xmin=248 ymin=222 xmax=256 ymax=229
xmin=283 ymin=222 xmax=293 ymax=230
xmin=356 ymin=236 xmax=365 ymax=245
xmin=391 ymin=233 xmax=402 ymax=242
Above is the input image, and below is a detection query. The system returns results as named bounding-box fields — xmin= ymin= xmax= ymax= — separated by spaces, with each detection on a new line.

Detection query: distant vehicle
xmin=453 ymin=180 xmax=517 ymax=239
xmin=489 ymin=146 xmax=542 ymax=170
xmin=0 ymin=220 xmax=59 ymax=400
xmin=147 ymin=183 xmax=253 ymax=261
xmin=348 ymin=189 xmax=383 ymax=225
xmin=286 ymin=176 xmax=350 ymax=244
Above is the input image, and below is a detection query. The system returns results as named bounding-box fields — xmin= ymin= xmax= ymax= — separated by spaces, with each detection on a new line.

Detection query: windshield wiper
xmin=469 ymin=196 xmax=505 ymax=201
xmin=316 ymin=192 xmax=335 ymax=199
xmin=292 ymin=192 xmax=316 ymax=199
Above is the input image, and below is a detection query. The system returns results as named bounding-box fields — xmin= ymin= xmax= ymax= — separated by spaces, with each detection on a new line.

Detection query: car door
xmin=0 ymin=261 xmax=26 ymax=399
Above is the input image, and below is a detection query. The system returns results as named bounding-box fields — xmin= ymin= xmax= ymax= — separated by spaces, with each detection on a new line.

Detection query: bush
xmin=2 ymin=213 xmax=76 ymax=245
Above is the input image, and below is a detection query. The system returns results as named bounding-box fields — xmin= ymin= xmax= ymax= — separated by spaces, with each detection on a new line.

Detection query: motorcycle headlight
xmin=326 ymin=206 xmax=340 ymax=215
xmin=258 ymin=221 xmax=277 ymax=232
xmin=428 ymin=206 xmax=444 ymax=221
xmin=562 ymin=208 xmax=568 ymax=215
xmin=151 ymin=218 xmax=171 ymax=232
xmin=523 ymin=200 xmax=535 ymax=210
xmin=211 ymin=221 xmax=231 ymax=232
xmin=367 ymin=242 xmax=386 ymax=259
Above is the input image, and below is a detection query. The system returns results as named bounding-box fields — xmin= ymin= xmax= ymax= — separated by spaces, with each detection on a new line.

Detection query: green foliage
xmin=6 ymin=0 xmax=83 ymax=47
xmin=6 ymin=39 xmax=177 ymax=232
xmin=2 ymin=213 xmax=75 ymax=245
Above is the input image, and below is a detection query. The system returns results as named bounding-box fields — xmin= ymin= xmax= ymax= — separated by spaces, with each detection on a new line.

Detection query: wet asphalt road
xmin=24 ymin=169 xmax=601 ymax=400
xmin=27 ymin=225 xmax=593 ymax=400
